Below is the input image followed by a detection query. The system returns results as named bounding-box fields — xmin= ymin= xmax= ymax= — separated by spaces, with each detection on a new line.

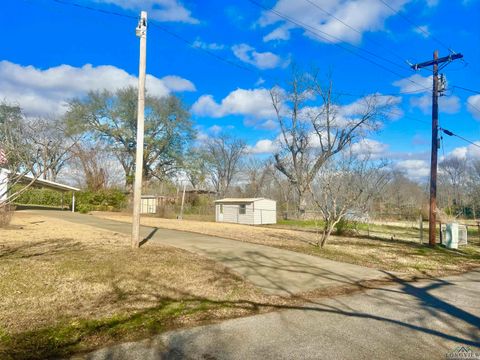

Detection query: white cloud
xmin=258 ymin=0 xmax=410 ymax=44
xmin=263 ymin=24 xmax=293 ymax=42
xmin=447 ymin=142 xmax=480 ymax=160
xmin=340 ymin=93 xmax=402 ymax=117
xmin=255 ymin=77 xmax=266 ymax=86
xmin=0 ymin=61 xmax=195 ymax=117
xmin=413 ymin=25 xmax=431 ymax=38
xmin=410 ymin=94 xmax=461 ymax=114
xmin=208 ymin=125 xmax=222 ymax=135
xmin=351 ymin=139 xmax=389 ymax=158
xmin=193 ymin=88 xmax=399 ymax=130
xmin=192 ymin=39 xmax=224 ymax=50
xmin=244 ymin=118 xmax=278 ymax=130
xmin=395 ymin=159 xmax=430 ymax=180
xmin=231 ymin=44 xmax=286 ymax=69
xmin=192 ymin=88 xmax=276 ymax=119
xmin=160 ymin=75 xmax=196 ymax=92
xmin=393 ymin=74 xmax=432 ymax=93
xmin=248 ymin=139 xmax=279 ymax=154
xmin=467 ymin=95 xmax=480 ymax=120
xmin=95 ymin=0 xmax=199 ymax=23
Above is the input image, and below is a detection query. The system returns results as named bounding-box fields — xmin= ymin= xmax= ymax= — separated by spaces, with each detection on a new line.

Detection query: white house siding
xmin=215 ymin=199 xmax=277 ymax=225
xmin=0 ymin=169 xmax=8 ymax=202
xmin=217 ymin=203 xmax=255 ymax=224
xmin=253 ymin=199 xmax=276 ymax=225
xmin=141 ymin=197 xmax=157 ymax=214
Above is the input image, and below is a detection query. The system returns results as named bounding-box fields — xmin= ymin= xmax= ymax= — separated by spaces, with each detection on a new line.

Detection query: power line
xmin=51 ymin=0 xmax=135 ymax=19
xmin=376 ymin=0 xmax=452 ymax=53
xmin=250 ymin=0 xmax=411 ymax=73
xmin=451 ymin=86 xmax=480 ymax=114
xmin=248 ymin=0 xmax=429 ymax=91
xmin=303 ymin=0 xmax=408 ymax=64
xmin=41 ymin=0 xmax=275 ymax=80
xmin=452 ymin=85 xmax=480 ymax=95
xmin=31 ymin=0 xmax=430 ymax=102
xmin=440 ymin=127 xmax=480 ymax=149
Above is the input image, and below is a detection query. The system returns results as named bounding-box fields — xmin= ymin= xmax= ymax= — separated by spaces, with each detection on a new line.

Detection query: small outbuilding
xmin=215 ymin=198 xmax=277 ymax=225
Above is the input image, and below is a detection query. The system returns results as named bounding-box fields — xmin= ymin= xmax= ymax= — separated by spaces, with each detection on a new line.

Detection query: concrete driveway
xmin=81 ymin=270 xmax=480 ymax=360
xmin=26 ymin=210 xmax=387 ymax=296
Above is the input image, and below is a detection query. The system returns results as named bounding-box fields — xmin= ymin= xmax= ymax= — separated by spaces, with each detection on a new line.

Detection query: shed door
xmin=218 ymin=204 xmax=224 ymax=221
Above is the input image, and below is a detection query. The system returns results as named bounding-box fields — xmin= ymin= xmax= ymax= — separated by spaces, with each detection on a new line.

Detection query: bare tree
xmin=439 ymin=156 xmax=467 ymax=216
xmin=0 ymin=102 xmax=42 ymax=207
xmin=310 ymin=151 xmax=389 ymax=247
xmin=378 ymin=170 xmax=426 ymax=219
xmin=182 ymin=148 xmax=209 ymax=190
xmin=271 ymin=68 xmax=389 ymax=215
xmin=22 ymin=117 xmax=79 ymax=181
xmin=69 ymin=142 xmax=108 ymax=191
xmin=242 ymin=157 xmax=271 ymax=197
xmin=203 ymin=134 xmax=246 ymax=197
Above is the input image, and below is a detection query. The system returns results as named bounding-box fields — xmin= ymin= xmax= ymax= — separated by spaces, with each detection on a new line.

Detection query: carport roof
xmin=23 ymin=175 xmax=80 ymax=192
xmin=1 ymin=169 xmax=80 ymax=192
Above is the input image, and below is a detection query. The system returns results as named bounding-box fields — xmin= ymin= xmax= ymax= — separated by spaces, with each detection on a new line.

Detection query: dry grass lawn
xmin=0 ymin=212 xmax=286 ymax=359
xmin=2 ymin=211 xmax=479 ymax=358
xmin=94 ymin=212 xmax=480 ymax=277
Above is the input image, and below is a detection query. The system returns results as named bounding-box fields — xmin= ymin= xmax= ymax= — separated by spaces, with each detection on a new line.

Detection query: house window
xmin=239 ymin=204 xmax=246 ymax=215
xmin=219 ymin=204 xmax=223 ymax=214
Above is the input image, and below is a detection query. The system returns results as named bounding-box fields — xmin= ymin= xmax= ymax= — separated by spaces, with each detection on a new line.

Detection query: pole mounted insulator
xmin=136 ymin=11 xmax=147 ymax=38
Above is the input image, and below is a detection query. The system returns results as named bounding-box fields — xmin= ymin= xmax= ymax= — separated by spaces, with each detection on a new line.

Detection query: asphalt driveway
xmin=83 ymin=270 xmax=480 ymax=360
xmin=26 ymin=210 xmax=387 ymax=296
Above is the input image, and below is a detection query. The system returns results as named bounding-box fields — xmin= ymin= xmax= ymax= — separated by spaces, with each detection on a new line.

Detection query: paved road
xmin=80 ymin=271 xmax=480 ymax=360
xmin=27 ymin=210 xmax=386 ymax=296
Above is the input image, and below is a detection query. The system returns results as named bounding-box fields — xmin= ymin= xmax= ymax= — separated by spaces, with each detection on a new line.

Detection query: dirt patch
xmin=93 ymin=212 xmax=480 ymax=277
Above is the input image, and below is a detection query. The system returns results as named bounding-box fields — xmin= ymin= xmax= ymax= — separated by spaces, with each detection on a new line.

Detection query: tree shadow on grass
xmin=0 ymin=239 xmax=84 ymax=260
xmin=1 ymin=247 xmax=479 ymax=359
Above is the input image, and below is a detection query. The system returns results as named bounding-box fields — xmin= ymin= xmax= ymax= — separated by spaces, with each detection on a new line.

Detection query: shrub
xmin=12 ymin=186 xmax=127 ymax=213
xmin=335 ymin=218 xmax=359 ymax=236
xmin=74 ymin=189 xmax=127 ymax=213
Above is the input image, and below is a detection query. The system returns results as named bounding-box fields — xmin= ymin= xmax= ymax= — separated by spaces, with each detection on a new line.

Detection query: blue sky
xmin=1 ymin=0 xmax=480 ymax=180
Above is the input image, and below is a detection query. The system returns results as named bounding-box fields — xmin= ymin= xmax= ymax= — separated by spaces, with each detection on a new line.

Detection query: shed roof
xmin=215 ymin=197 xmax=270 ymax=204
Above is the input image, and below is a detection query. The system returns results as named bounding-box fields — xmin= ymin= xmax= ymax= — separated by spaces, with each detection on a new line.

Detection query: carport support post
xmin=131 ymin=10 xmax=147 ymax=249
xmin=71 ymin=193 xmax=75 ymax=213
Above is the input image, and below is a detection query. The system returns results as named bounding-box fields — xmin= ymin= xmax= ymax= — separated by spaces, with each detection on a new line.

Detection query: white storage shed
xmin=215 ymin=198 xmax=277 ymax=225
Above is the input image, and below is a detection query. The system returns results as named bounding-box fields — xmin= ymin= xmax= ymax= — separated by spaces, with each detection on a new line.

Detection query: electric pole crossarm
xmin=411 ymin=53 xmax=463 ymax=70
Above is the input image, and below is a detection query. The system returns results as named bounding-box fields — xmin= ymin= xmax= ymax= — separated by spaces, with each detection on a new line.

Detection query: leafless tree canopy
xmin=310 ymin=151 xmax=390 ymax=247
xmin=202 ymin=134 xmax=247 ymax=198
xmin=271 ymin=68 xmax=390 ymax=214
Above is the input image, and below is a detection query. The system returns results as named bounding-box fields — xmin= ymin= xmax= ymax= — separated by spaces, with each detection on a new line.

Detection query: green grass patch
xmin=0 ymin=299 xmax=228 ymax=360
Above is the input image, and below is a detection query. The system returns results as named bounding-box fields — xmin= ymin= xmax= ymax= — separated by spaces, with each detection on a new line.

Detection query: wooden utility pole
xmin=131 ymin=11 xmax=147 ymax=249
xmin=429 ymin=50 xmax=439 ymax=248
xmin=411 ymin=50 xmax=463 ymax=247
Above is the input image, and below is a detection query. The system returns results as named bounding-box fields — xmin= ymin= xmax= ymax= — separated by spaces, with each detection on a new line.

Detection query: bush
xmin=12 ymin=186 xmax=127 ymax=213
xmin=13 ymin=187 xmax=64 ymax=207
xmin=335 ymin=218 xmax=359 ymax=236
xmin=74 ymin=189 xmax=127 ymax=213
